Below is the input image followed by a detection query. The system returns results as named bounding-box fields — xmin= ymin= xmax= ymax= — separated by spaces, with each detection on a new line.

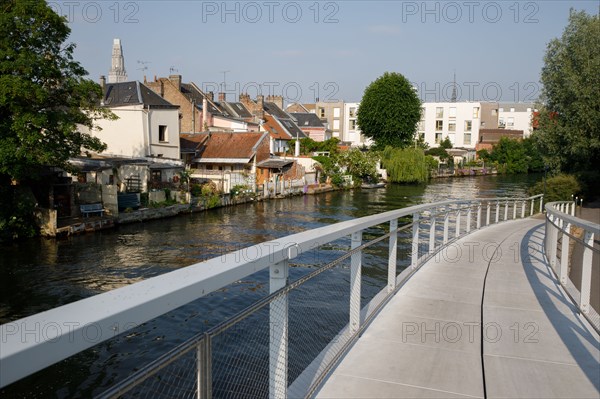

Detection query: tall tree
xmin=0 ymin=0 xmax=110 ymax=184
xmin=534 ymin=10 xmax=600 ymax=173
xmin=357 ymin=72 xmax=421 ymax=149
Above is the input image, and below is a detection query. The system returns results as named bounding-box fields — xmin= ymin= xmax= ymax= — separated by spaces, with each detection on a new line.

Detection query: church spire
xmin=451 ymin=71 xmax=457 ymax=102
xmin=108 ymin=38 xmax=127 ymax=83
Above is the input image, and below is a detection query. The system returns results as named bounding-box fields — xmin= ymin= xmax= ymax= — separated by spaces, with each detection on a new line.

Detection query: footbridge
xmin=1 ymin=195 xmax=598 ymax=398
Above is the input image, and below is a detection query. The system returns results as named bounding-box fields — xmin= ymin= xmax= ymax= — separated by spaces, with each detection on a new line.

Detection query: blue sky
xmin=54 ymin=0 xmax=599 ymax=103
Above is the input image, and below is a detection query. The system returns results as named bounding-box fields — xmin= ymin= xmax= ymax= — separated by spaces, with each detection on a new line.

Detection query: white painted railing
xmin=0 ymin=194 xmax=544 ymax=396
xmin=544 ymin=201 xmax=600 ymax=331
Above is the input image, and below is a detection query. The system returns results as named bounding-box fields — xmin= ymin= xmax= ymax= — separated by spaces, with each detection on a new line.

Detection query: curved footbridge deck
xmin=317 ymin=217 xmax=600 ymax=398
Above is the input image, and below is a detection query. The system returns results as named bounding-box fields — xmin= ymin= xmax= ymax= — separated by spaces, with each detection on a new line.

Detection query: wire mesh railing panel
xmin=286 ymin=266 xmax=351 ymax=394
xmin=209 ymin=305 xmax=271 ymax=399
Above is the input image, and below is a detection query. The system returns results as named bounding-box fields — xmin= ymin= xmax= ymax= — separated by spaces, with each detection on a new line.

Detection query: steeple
xmin=451 ymin=71 xmax=457 ymax=103
xmin=108 ymin=38 xmax=127 ymax=83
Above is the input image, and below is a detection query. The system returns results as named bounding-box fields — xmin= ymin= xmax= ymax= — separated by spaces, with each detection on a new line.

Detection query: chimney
xmin=202 ymin=97 xmax=209 ymax=130
xmin=207 ymin=91 xmax=214 ymax=101
xmin=266 ymin=95 xmax=283 ymax=110
xmin=99 ymin=75 xmax=106 ymax=91
xmin=169 ymin=74 xmax=182 ymax=89
xmin=218 ymin=92 xmax=226 ymax=102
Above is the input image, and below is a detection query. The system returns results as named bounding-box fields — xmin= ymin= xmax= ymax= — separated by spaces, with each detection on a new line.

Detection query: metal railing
xmin=0 ymin=195 xmax=544 ymax=397
xmin=544 ymin=201 xmax=600 ymax=333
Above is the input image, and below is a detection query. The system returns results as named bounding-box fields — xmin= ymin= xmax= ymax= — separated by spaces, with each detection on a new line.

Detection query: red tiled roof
xmin=262 ymin=115 xmax=292 ymax=140
xmin=182 ymin=132 xmax=267 ymax=159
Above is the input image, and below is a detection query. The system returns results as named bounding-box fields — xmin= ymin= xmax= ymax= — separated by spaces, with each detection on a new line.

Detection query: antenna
xmin=220 ymin=70 xmax=230 ymax=92
xmin=137 ymin=60 xmax=150 ymax=72
xmin=170 ymin=66 xmax=179 ymax=74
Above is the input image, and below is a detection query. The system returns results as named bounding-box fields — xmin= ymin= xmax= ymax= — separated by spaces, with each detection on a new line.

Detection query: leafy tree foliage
xmin=0 ymin=0 xmax=110 ymax=184
xmin=480 ymin=137 xmax=544 ymax=174
xmin=534 ymin=10 xmax=600 ymax=173
xmin=336 ymin=148 xmax=378 ymax=182
xmin=381 ymin=147 xmax=431 ymax=184
xmin=289 ymin=137 xmax=340 ymax=156
xmin=357 ymin=72 xmax=421 ymax=149
xmin=528 ymin=174 xmax=581 ymax=202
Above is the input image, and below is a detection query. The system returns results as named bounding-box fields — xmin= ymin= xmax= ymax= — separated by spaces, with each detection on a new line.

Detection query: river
xmin=0 ymin=174 xmax=541 ymax=397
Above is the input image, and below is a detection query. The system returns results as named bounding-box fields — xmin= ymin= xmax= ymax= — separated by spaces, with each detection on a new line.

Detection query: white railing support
xmin=411 ymin=214 xmax=419 ymax=270
xmin=495 ymin=202 xmax=500 ymax=224
xmin=269 ymin=258 xmax=289 ymax=399
xmin=571 ymin=201 xmax=576 ymax=216
xmin=513 ymin=201 xmax=517 ymax=220
xmin=455 ymin=210 xmax=461 ymax=238
xmin=350 ymin=231 xmax=362 ymax=334
xmin=429 ymin=215 xmax=436 ymax=254
xmin=504 ymin=201 xmax=509 ymax=221
xmin=521 ymin=201 xmax=526 ymax=218
xmin=559 ymin=223 xmax=570 ymax=285
xmin=540 ymin=196 xmax=544 ymax=213
xmin=477 ymin=203 xmax=482 ymax=229
xmin=388 ymin=219 xmax=398 ymax=293
xmin=580 ymin=231 xmax=594 ymax=314
xmin=486 ymin=202 xmax=491 ymax=226
xmin=443 ymin=211 xmax=450 ymax=244
xmin=466 ymin=207 xmax=472 ymax=233
xmin=530 ymin=199 xmax=534 ymax=216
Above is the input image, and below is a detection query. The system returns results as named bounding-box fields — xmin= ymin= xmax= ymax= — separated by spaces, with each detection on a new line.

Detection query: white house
xmin=84 ymin=79 xmax=182 ymax=160
xmin=343 ymin=102 xmax=373 ymax=147
xmin=419 ymin=102 xmax=484 ymax=151
xmin=498 ymin=103 xmax=536 ymax=137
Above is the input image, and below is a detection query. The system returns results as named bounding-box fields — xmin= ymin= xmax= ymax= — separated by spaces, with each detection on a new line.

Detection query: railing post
xmin=455 ymin=210 xmax=461 ymax=238
xmin=559 ymin=222 xmax=570 ymax=286
xmin=580 ymin=231 xmax=594 ymax=314
xmin=269 ymin=258 xmax=289 ymax=399
xmin=486 ymin=202 xmax=491 ymax=226
xmin=521 ymin=200 xmax=526 ymax=219
xmin=197 ymin=335 xmax=211 ymax=399
xmin=571 ymin=201 xmax=576 ymax=216
xmin=495 ymin=201 xmax=500 ymax=224
xmin=540 ymin=196 xmax=544 ymax=213
xmin=513 ymin=201 xmax=517 ymax=220
xmin=411 ymin=213 xmax=419 ymax=270
xmin=466 ymin=206 xmax=472 ymax=233
xmin=388 ymin=219 xmax=398 ymax=293
xmin=504 ymin=201 xmax=509 ymax=221
xmin=477 ymin=203 xmax=482 ymax=229
xmin=350 ymin=231 xmax=362 ymax=334
xmin=443 ymin=210 xmax=449 ymax=244
xmin=429 ymin=214 xmax=436 ymax=254
xmin=548 ymin=215 xmax=558 ymax=271
xmin=530 ymin=199 xmax=534 ymax=216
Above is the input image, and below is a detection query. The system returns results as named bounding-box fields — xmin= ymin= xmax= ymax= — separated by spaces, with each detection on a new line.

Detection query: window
xmin=491 ymin=109 xmax=497 ymax=116
xmin=417 ymin=121 xmax=425 ymax=132
xmin=108 ymin=174 xmax=114 ymax=185
xmin=333 ymin=119 xmax=340 ymax=130
xmin=349 ymin=119 xmax=357 ymax=130
xmin=159 ymin=125 xmax=167 ymax=142
xmin=333 ymin=107 xmax=340 ymax=118
xmin=464 ymin=120 xmax=472 ymax=131
xmin=420 ymin=107 xmax=426 ymax=121
xmin=151 ymin=170 xmax=162 ymax=182
xmin=507 ymin=117 xmax=514 ymax=128
xmin=448 ymin=122 xmax=456 ymax=132
xmin=435 ymin=120 xmax=443 ymax=131
xmin=510 ymin=108 xmax=515 ymax=112
xmin=348 ymin=107 xmax=356 ymax=117
xmin=436 ymin=107 xmax=444 ymax=118
xmin=498 ymin=118 xmax=505 ymax=128
xmin=435 ymin=132 xmax=442 ymax=143
xmin=473 ymin=107 xmax=480 ymax=118
xmin=464 ymin=133 xmax=472 ymax=145
xmin=449 ymin=107 xmax=456 ymax=119
xmin=318 ymin=108 xmax=325 ymax=118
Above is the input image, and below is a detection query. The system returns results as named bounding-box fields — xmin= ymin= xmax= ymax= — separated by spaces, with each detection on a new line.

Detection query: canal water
xmin=0 ymin=174 xmax=541 ymax=397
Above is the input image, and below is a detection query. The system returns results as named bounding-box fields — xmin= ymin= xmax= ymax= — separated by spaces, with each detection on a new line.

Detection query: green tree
xmin=381 ymin=147 xmax=430 ymax=184
xmin=336 ymin=148 xmax=378 ymax=182
xmin=534 ymin=10 xmax=600 ymax=173
xmin=0 ymin=0 xmax=111 ymax=184
xmin=357 ymin=72 xmax=421 ymax=149
xmin=489 ymin=137 xmax=528 ymax=174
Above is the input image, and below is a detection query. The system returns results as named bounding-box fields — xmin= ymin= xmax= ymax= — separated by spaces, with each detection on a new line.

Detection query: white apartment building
xmin=498 ymin=103 xmax=536 ymax=136
xmin=418 ymin=102 xmax=483 ymax=150
xmin=343 ymin=102 xmax=373 ymax=147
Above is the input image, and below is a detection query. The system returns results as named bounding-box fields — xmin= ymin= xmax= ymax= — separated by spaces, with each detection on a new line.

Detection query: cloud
xmin=368 ymin=25 xmax=401 ymax=35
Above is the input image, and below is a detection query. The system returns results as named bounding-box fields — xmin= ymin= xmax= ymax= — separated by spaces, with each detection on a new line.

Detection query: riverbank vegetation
xmin=477 ymin=137 xmax=544 ymax=175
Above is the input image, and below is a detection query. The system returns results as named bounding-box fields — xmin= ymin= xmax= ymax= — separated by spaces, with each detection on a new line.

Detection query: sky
xmin=53 ymin=0 xmax=599 ymax=104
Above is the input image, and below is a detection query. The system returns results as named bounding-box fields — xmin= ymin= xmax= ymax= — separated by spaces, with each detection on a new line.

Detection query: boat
xmin=361 ymin=182 xmax=386 ymax=189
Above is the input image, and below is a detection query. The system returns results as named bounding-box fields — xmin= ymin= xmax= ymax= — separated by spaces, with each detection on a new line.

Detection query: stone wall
xmin=34 ymin=208 xmax=57 ymax=237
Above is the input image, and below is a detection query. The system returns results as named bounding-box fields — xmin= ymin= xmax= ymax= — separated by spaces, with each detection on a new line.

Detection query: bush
xmin=575 ymin=170 xmax=600 ymax=201
xmin=528 ymin=174 xmax=581 ymax=202
xmin=140 ymin=192 xmax=149 ymax=207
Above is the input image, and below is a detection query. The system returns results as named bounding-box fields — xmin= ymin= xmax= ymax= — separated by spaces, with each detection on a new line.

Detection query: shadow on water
xmin=0 ymin=174 xmax=540 ymax=397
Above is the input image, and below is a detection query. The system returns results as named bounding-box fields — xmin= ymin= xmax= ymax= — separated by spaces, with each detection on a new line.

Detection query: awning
xmin=257 ymin=159 xmax=294 ymax=169
xmin=192 ymin=158 xmax=251 ymax=164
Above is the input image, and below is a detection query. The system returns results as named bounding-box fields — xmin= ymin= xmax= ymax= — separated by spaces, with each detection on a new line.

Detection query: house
xmin=82 ymin=78 xmax=182 ymax=160
xmin=239 ymin=94 xmax=307 ymax=154
xmin=498 ymin=103 xmax=536 ymax=136
xmin=342 ymin=102 xmax=373 ymax=147
xmin=180 ymin=132 xmax=270 ymax=192
xmin=290 ymin=113 xmax=330 ymax=142
xmin=476 ymin=129 xmax=524 ymax=152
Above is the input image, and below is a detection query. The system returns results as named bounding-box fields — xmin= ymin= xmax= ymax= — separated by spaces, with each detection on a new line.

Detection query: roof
xmin=291 ymin=113 xmax=325 ymax=128
xmin=184 ymin=132 xmax=268 ymax=161
xmin=479 ymin=129 xmax=524 ymax=143
xmin=103 ymin=81 xmax=178 ymax=108
xmin=264 ymin=102 xmax=291 ymax=119
xmin=257 ymin=159 xmax=294 ymax=169
xmin=180 ymin=133 xmax=209 ymax=154
xmin=498 ymin=103 xmax=536 ymax=112
xmin=180 ymin=83 xmax=222 ymax=114
xmin=221 ymin=102 xmax=253 ymax=119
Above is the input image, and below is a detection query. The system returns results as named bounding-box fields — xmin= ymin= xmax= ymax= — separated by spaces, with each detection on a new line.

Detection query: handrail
xmin=544 ymin=201 xmax=599 ymax=333
xmin=0 ymin=194 xmax=543 ymax=389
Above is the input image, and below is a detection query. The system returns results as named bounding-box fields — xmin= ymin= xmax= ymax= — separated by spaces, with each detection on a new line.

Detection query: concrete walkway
xmin=316 ymin=218 xmax=600 ymax=398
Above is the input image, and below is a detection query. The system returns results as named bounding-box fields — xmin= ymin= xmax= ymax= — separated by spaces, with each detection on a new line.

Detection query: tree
xmin=356 ymin=72 xmax=421 ymax=149
xmin=0 ymin=0 xmax=111 ymax=184
xmin=381 ymin=147 xmax=430 ymax=184
xmin=534 ymin=10 xmax=600 ymax=173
